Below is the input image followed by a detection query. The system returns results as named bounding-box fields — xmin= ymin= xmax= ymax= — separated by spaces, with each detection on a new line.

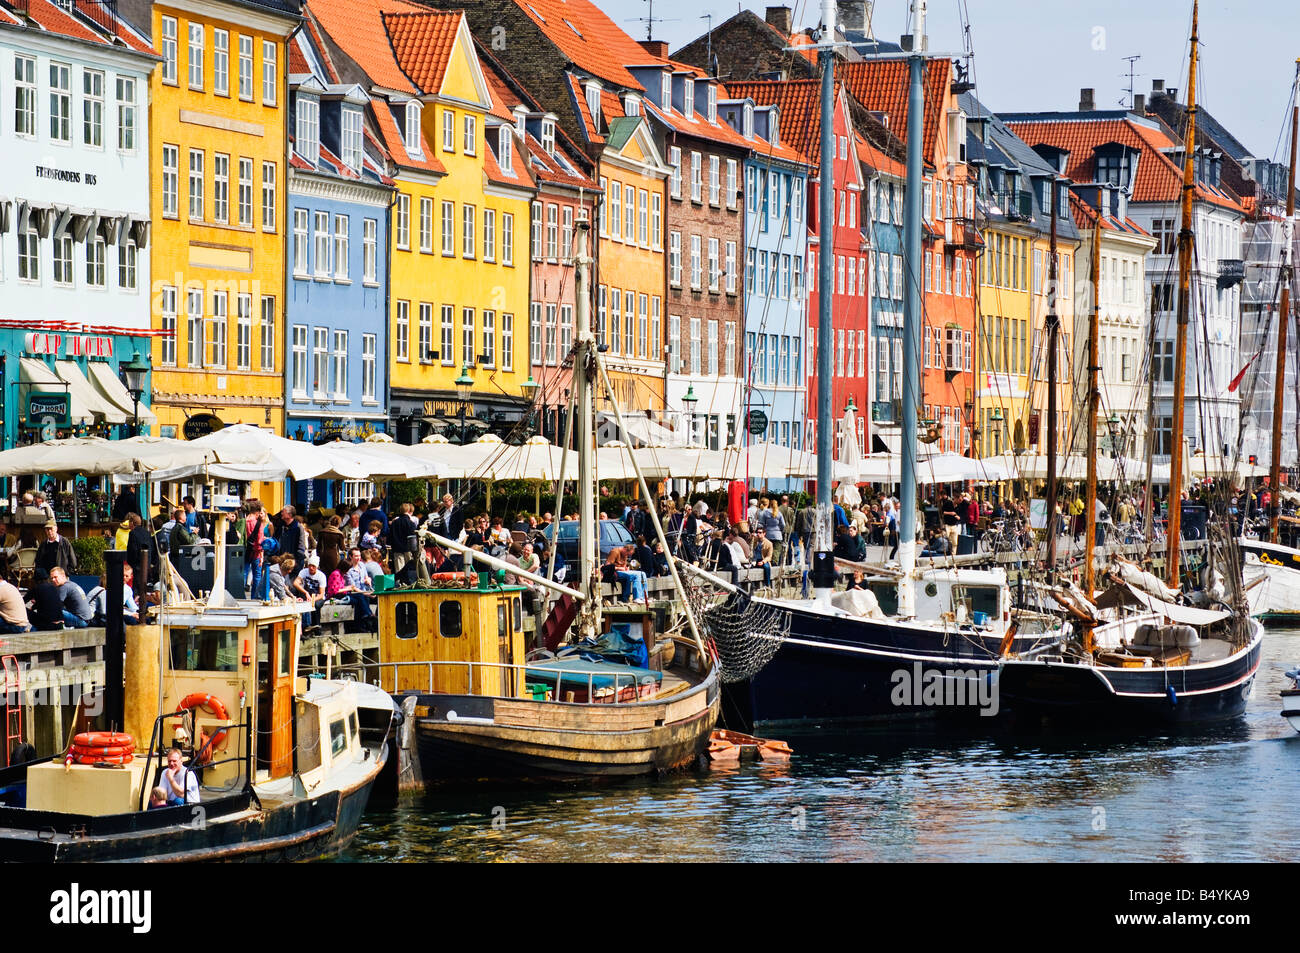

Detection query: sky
xmin=599 ymin=0 xmax=1299 ymax=161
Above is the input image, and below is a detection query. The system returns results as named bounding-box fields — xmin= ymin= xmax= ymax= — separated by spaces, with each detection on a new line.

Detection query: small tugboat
xmin=0 ymin=515 xmax=397 ymax=862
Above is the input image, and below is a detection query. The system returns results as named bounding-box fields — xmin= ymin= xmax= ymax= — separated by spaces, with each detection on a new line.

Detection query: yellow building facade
xmin=976 ymin=225 xmax=1034 ymax=456
xmin=146 ymin=0 xmax=297 ymax=449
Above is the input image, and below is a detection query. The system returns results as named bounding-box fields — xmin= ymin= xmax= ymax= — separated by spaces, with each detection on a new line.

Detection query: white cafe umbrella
xmin=0 ymin=435 xmax=269 ymax=477
xmin=132 ymin=424 xmax=335 ymax=482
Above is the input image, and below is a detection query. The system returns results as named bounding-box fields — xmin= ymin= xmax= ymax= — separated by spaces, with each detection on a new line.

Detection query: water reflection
xmin=342 ymin=628 xmax=1300 ymax=862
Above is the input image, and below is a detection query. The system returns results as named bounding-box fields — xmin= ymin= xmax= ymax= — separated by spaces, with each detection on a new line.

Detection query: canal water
xmin=341 ymin=627 xmax=1300 ymax=863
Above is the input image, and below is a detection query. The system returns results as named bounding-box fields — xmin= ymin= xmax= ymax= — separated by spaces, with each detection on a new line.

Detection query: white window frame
xmin=188 ymin=23 xmax=204 ymax=91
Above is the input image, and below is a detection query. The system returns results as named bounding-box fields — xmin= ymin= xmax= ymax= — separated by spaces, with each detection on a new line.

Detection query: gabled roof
xmin=506 ymin=0 xmax=645 ymax=91
xmin=307 ymin=0 xmax=426 ymax=95
xmin=836 ymin=59 xmax=951 ymax=163
xmin=382 ymin=10 xmax=461 ymax=95
xmin=1004 ymin=113 xmax=1243 ymax=212
xmin=0 ymin=0 xmax=156 ymax=55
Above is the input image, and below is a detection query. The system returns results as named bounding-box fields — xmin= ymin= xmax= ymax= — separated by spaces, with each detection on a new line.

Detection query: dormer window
xmin=623 ymin=92 xmax=640 ymax=117
xmin=341 ymin=104 xmax=363 ymax=172
xmin=513 ymin=105 xmax=527 ymax=137
xmin=1094 ymin=144 xmax=1135 ymax=189
xmin=541 ymin=118 xmax=556 ymax=155
xmin=584 ymin=80 xmax=602 ymax=131
xmin=405 ymin=101 xmax=423 ymax=158
xmin=295 ymin=95 xmax=319 ymax=164
xmin=743 ymin=103 xmax=753 ymax=139
xmin=660 ymin=72 xmax=671 ymax=111
xmin=770 ymin=112 xmax=779 ymax=148
xmin=683 ymin=78 xmax=694 ymax=119
xmin=498 ymin=125 xmax=514 ymax=175
xmin=706 ymin=84 xmax=716 ymax=123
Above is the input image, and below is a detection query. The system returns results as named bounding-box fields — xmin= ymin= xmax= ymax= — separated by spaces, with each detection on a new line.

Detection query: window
xmin=162 ymin=144 xmax=179 ymax=217
xmin=669 ymin=231 xmax=681 ymax=286
xmin=707 ymin=320 xmax=718 ymax=375
xmin=502 ymin=213 xmax=514 ymax=266
xmin=483 ymin=208 xmax=496 ymax=262
xmin=624 ymin=185 xmax=634 ymax=243
xmin=86 ymin=237 xmax=105 ymax=288
xmin=650 ymin=194 xmax=661 ymax=249
xmin=296 ymin=97 xmax=319 ymax=164
xmin=333 ymin=215 xmax=349 ymax=280
xmin=418 ymin=197 xmax=432 ymax=253
xmin=17 ymin=227 xmax=37 ymax=281
xmin=82 ymin=69 xmax=103 ymax=147
xmin=186 ymin=289 xmax=204 ymax=367
xmin=161 ymin=17 xmax=177 ymax=85
xmin=709 ymin=155 xmax=720 ymax=205
xmin=690 ymin=234 xmax=701 ymax=289
xmin=293 ymin=208 xmax=308 ymax=274
xmin=683 ymin=78 xmax=694 ymax=119
xmin=638 ymin=190 xmax=648 ymax=246
xmin=236 ymin=294 xmax=252 ymax=370
xmin=530 ymin=201 xmax=542 ymax=258
xmin=313 ymin=211 xmax=330 ymax=277
xmin=439 ymin=601 xmax=462 ymax=638
xmin=237 ymin=157 xmax=253 ymax=226
xmin=187 ymin=23 xmax=204 ymax=89
xmin=502 ymin=312 xmax=514 ymax=371
xmin=188 ymin=149 xmax=205 ymax=220
xmin=213 ymin=153 xmax=229 ymax=223
xmin=394 ymin=300 xmax=410 ymax=362
xmin=708 ymin=238 xmax=719 ymax=291
xmin=260 ymin=297 xmax=275 ymax=370
xmin=691 ymin=152 xmax=702 ymax=202
xmin=690 ymin=317 xmax=701 ymax=374
xmin=238 ymin=35 xmax=253 ymax=100
xmin=441 ymin=306 xmax=454 ymax=365
xmin=530 ymin=303 xmax=543 ymax=364
xmin=160 ymin=286 xmax=177 ymax=365
xmin=442 ymin=109 xmax=454 ymax=151
xmin=482 ymin=309 xmax=495 ymax=367
xmin=624 ymin=294 xmax=634 ymax=356
xmin=668 ymin=314 xmax=681 ymax=372
xmin=461 ymin=308 xmax=475 ymax=366
xmin=395 ymin=193 xmax=410 ymax=249
xmin=463 ymin=114 xmax=476 ymax=155
xmin=725 ymin=241 xmax=736 ymax=294
xmin=725 ymin=323 xmax=736 ymax=377
xmin=49 ymin=62 xmax=71 ymax=142
xmin=609 ymin=289 xmax=620 ymax=354
xmin=418 ymin=303 xmax=433 ymax=362
xmin=362 ymin=334 xmax=376 ymax=401
xmin=341 ymin=106 xmax=363 ymax=172
xmin=262 ymin=161 xmax=276 ymax=231
xmin=53 ymin=233 xmax=73 ymax=286
xmin=291 ymin=325 xmax=308 ymax=393
xmin=209 ymin=291 xmax=227 ymax=367
xmin=669 ymin=147 xmax=682 ymax=199
xmin=462 ymin=204 xmax=475 ymax=258
xmin=262 ymin=40 xmax=277 ymax=105
xmin=546 ymin=203 xmax=558 ymax=258
xmin=608 ymin=180 xmax=621 ymax=237
xmin=213 ymin=29 xmax=229 ymax=96
xmin=118 ymin=240 xmax=137 ymax=290
xmin=498 ymin=124 xmax=512 ymax=174
xmin=312 ymin=327 xmax=328 ymax=396
xmin=726 ymin=159 xmax=738 ymax=208
xmin=332 ymin=331 xmax=348 ymax=399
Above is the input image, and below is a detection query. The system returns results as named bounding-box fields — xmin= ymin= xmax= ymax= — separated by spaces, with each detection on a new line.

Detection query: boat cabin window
xmin=329 ymin=718 xmax=348 ymax=759
xmin=296 ymin=700 xmax=322 ymax=772
xmin=169 ymin=628 xmax=240 ymax=672
xmin=349 ymin=711 xmax=358 ymax=741
xmin=498 ymin=603 xmax=508 ymax=638
xmin=868 ymin=581 xmax=899 ymax=616
xmin=279 ymin=628 xmax=292 ymax=677
xmin=954 ymin=585 xmax=999 ymax=620
xmin=395 ymin=601 xmax=419 ymax=639
xmin=439 ymin=600 xmax=462 ymax=638
xmin=512 ymin=597 xmax=522 ymax=631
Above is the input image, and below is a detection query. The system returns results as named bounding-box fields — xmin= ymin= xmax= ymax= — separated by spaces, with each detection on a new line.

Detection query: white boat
xmin=1240 ymin=538 xmax=1300 ymax=621
xmin=1282 ymin=669 xmax=1300 ymax=732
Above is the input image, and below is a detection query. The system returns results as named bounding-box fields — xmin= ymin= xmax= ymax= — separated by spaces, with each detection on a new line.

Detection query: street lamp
xmin=682 ymin=384 xmax=698 ymax=444
xmin=451 ymin=365 xmax=476 ymax=444
xmin=1107 ymin=412 xmax=1122 ymax=459
xmin=120 ymin=351 xmax=150 ymax=436
xmin=844 ymin=395 xmax=857 ymax=414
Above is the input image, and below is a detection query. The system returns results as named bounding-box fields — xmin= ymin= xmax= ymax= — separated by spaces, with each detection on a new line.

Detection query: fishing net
xmin=686 ymin=582 xmax=790 ymax=683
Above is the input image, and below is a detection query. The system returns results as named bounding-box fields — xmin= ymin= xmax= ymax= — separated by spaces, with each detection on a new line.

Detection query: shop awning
xmin=49 ymin=358 xmax=126 ymax=424
xmin=86 ymin=360 xmax=157 ymax=426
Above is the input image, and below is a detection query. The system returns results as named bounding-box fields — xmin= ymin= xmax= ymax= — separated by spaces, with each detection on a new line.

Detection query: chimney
xmin=640 ymin=39 xmax=668 ymax=58
xmin=1132 ymin=93 xmax=1145 ymax=115
xmin=1167 ymin=88 xmax=1178 ymax=102
xmin=836 ymin=0 xmax=864 ymax=32
xmin=1079 ymin=88 xmax=1095 ymax=111
xmin=765 ymin=5 xmax=793 ymax=35
xmin=1152 ymin=78 xmax=1165 ymax=94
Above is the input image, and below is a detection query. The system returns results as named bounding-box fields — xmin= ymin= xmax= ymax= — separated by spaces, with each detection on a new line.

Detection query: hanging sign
xmin=182 ymin=413 xmax=225 ymax=440
xmin=28 ymin=391 xmax=71 ymax=427
xmin=747 ymin=409 xmax=769 ymax=436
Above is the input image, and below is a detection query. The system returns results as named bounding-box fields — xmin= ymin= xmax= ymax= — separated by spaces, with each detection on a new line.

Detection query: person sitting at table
xmin=0 ymin=570 xmax=31 ymax=634
xmin=49 ymin=567 xmax=93 ymax=629
xmin=26 ymin=568 xmax=64 ymax=631
xmin=329 ymin=550 xmax=374 ymax=628
xmin=293 ymin=555 xmax=327 ymax=626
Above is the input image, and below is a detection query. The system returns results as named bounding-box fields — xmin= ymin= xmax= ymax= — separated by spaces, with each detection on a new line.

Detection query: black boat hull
xmin=728 ymin=602 xmax=1058 ymax=731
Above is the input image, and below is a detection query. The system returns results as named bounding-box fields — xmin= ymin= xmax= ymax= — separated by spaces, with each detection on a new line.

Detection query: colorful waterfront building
xmin=0 ymin=0 xmax=159 ymax=453
xmin=718 ymin=93 xmax=810 ymax=469
xmin=283 ymin=19 xmax=394 ymax=504
xmin=128 ymin=0 xmax=299 ymax=458
xmin=310 ymin=0 xmax=536 ymax=445
xmin=444 ymin=0 xmax=670 ymax=425
xmin=857 ymin=137 xmax=906 ymax=451
xmin=477 ymin=48 xmax=598 ymax=443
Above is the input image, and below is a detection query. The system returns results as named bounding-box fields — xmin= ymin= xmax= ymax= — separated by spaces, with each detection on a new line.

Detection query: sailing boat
xmin=714 ymin=0 xmax=1064 ymax=732
xmin=996 ymin=1 xmax=1264 ymax=724
xmin=1238 ymin=64 xmax=1299 ymax=621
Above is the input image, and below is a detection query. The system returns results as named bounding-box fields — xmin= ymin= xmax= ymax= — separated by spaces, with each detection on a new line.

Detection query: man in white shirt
xmin=159 ymin=748 xmax=199 ymax=806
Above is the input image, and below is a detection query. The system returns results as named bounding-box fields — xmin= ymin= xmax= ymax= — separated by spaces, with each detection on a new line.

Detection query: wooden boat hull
xmin=0 ymin=745 xmax=387 ymax=863
xmin=996 ymin=626 xmax=1263 ymax=726
xmin=409 ymin=667 xmax=720 ymax=782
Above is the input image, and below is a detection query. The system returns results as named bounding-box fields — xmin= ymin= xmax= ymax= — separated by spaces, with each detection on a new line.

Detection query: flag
xmin=1227 ymin=354 xmax=1256 ymax=393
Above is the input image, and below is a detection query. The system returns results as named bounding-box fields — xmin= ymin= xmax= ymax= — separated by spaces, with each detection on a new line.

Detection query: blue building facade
xmin=285 ymin=33 xmax=393 ymax=506
xmin=860 ymin=143 xmax=905 ymax=450
xmin=722 ymin=99 xmax=809 ymax=485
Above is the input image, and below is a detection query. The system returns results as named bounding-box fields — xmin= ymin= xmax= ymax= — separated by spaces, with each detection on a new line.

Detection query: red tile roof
xmin=372 ymin=101 xmax=446 ymax=174
xmin=382 ymin=10 xmax=462 ymax=95
xmin=1006 ymin=117 xmax=1243 ymax=212
xmin=857 ymin=137 xmax=904 ymax=179
xmin=10 ymin=0 xmax=156 ymax=54
xmin=301 ymin=12 xmax=342 ymax=84
xmin=288 ymin=35 xmax=312 ymax=76
xmin=1069 ymin=191 xmax=1151 ymax=236
xmin=509 ymin=0 xmax=645 ymax=90
xmin=567 ymin=73 xmax=605 ymax=145
xmin=836 ymin=59 xmax=950 ymax=165
xmin=307 ymin=0 xmax=426 ymax=95
xmin=726 ymin=79 xmax=831 ymax=163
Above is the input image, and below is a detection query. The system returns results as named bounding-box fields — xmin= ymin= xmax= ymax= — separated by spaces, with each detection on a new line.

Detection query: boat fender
xmin=1166 ymin=685 xmax=1178 ymax=707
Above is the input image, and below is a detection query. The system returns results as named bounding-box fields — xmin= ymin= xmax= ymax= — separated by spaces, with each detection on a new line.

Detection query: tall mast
xmin=897 ymin=0 xmax=926 ymax=617
xmin=810 ymin=0 xmax=838 ymax=600
xmin=574 ymin=220 xmax=599 ymax=626
xmin=1044 ymin=180 xmax=1060 ymax=576
xmin=1083 ymin=200 xmax=1102 ymax=637
xmin=1166 ymin=0 xmax=1198 ymax=587
xmin=1269 ymin=65 xmax=1298 ymax=543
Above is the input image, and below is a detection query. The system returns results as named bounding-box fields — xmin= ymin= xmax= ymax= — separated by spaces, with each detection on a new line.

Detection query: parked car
xmin=542 ymin=519 xmax=634 ymax=563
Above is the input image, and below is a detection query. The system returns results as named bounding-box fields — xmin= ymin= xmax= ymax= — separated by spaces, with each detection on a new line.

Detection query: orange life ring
xmin=430 ymin=572 xmax=465 ymax=583
xmin=67 ymin=752 xmax=133 ymax=765
xmin=175 ymin=693 xmax=231 ymax=764
xmin=72 ymin=731 xmax=133 ymax=748
xmin=70 ymin=743 xmax=135 ymax=758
